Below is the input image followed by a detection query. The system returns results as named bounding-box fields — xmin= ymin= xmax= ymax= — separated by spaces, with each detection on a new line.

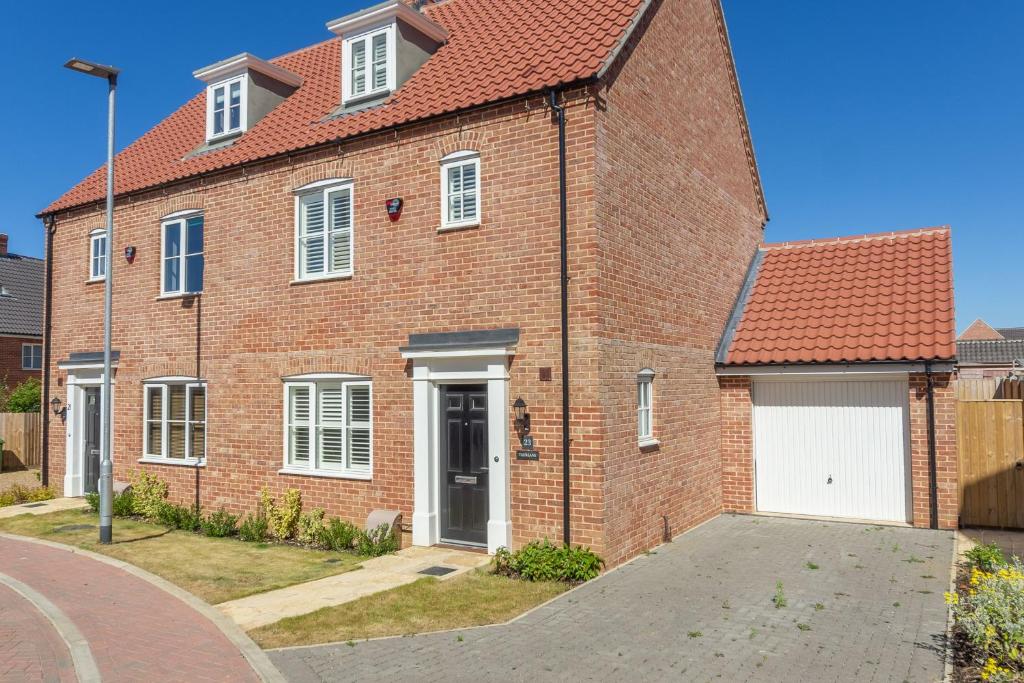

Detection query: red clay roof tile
xmin=723 ymin=227 xmax=956 ymax=366
xmin=43 ymin=0 xmax=645 ymax=214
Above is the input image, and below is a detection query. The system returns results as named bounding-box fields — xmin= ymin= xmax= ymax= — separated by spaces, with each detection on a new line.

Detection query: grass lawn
xmin=250 ymin=569 xmax=568 ymax=649
xmin=0 ymin=509 xmax=362 ymax=604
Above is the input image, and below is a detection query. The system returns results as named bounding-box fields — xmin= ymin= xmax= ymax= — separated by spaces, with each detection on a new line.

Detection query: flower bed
xmin=948 ymin=543 xmax=1024 ymax=682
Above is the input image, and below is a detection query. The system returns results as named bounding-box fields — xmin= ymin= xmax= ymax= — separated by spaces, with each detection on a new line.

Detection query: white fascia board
xmin=193 ymin=52 xmax=302 ymax=87
xmin=716 ymin=362 xmax=956 ymax=376
xmin=326 ymin=1 xmax=448 ymax=42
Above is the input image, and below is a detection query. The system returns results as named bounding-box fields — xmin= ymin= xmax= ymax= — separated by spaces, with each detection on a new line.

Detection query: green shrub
xmin=111 ymin=490 xmax=136 ymax=517
xmin=948 ymin=560 xmax=1024 ymax=681
xmin=156 ymin=502 xmax=202 ymax=532
xmin=355 ymin=523 xmax=398 ymax=557
xmin=322 ymin=518 xmax=359 ymax=551
xmin=5 ymin=378 xmax=41 ymax=413
xmin=129 ymin=471 xmax=169 ymax=520
xmin=260 ymin=488 xmax=302 ymax=540
xmin=0 ymin=484 xmax=56 ymax=507
xmin=296 ymin=508 xmax=327 ymax=547
xmin=966 ymin=543 xmax=1007 ymax=573
xmin=84 ymin=491 xmax=100 ymax=512
xmin=200 ymin=509 xmax=239 ymax=538
xmin=493 ymin=539 xmax=603 ymax=583
xmin=239 ymin=513 xmax=270 ymax=542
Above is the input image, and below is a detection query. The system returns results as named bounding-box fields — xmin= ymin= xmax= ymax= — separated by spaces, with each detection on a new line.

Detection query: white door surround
xmin=752 ymin=373 xmax=911 ymax=523
xmin=59 ymin=368 xmax=115 ymax=498
xmin=401 ymin=332 xmax=516 ymax=555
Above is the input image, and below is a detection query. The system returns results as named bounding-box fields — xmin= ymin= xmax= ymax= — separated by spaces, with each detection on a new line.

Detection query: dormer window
xmin=327 ymin=1 xmax=447 ymax=112
xmin=193 ymin=53 xmax=302 ymax=145
xmin=345 ymin=27 xmax=393 ymax=103
xmin=208 ymin=76 xmax=246 ymax=139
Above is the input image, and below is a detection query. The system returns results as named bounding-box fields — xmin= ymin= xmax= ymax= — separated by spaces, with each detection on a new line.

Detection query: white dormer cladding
xmin=327 ymin=1 xmax=447 ymax=111
xmin=193 ymin=53 xmax=302 ymax=143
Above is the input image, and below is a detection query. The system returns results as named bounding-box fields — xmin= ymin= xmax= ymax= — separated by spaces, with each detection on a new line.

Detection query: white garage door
xmin=753 ymin=377 xmax=911 ymax=522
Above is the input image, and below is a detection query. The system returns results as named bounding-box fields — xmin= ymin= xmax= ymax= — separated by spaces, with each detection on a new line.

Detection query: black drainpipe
xmin=925 ymin=361 xmax=939 ymax=529
xmin=40 ymin=215 xmax=56 ymax=488
xmin=549 ymin=89 xmax=571 ymax=546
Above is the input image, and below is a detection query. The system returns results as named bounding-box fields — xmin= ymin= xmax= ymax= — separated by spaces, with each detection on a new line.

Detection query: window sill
xmin=290 ymin=273 xmax=353 ymax=286
xmin=138 ymin=457 xmax=206 ymax=468
xmin=278 ymin=467 xmax=371 ymax=481
xmin=342 ymin=89 xmax=391 ymax=108
xmin=638 ymin=438 xmax=660 ymax=450
xmin=437 ymin=222 xmax=480 ymax=234
xmin=85 ymin=278 xmax=105 ymax=285
xmin=155 ymin=292 xmax=202 ymax=301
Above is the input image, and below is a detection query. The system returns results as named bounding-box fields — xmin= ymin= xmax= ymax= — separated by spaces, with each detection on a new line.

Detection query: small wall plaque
xmin=516 ymin=450 xmax=540 ymax=461
xmin=520 ymin=435 xmax=534 ymax=448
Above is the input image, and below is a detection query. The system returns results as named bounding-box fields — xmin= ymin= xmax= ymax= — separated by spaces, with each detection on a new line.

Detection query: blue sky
xmin=1 ymin=2 xmax=1020 ymax=333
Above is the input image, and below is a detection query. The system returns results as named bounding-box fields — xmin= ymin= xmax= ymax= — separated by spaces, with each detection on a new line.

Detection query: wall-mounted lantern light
xmin=513 ymin=396 xmax=530 ymax=435
xmin=50 ymin=396 xmax=66 ymax=422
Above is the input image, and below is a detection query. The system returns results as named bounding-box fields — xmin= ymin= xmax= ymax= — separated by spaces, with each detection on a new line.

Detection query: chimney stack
xmin=0 ymin=234 xmax=9 ymax=256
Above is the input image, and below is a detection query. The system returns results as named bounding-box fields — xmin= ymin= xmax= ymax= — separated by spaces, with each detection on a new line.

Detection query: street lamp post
xmin=64 ymin=58 xmax=120 ymax=544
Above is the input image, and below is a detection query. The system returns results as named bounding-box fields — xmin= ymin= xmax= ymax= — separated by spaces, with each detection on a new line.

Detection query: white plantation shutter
xmin=346 ymin=384 xmax=371 ymax=471
xmin=351 ymin=40 xmax=367 ymax=96
xmin=318 ymin=384 xmax=344 ymax=470
xmin=146 ymin=386 xmax=163 ymax=457
xmin=288 ymin=384 xmax=312 ymax=466
xmin=443 ymin=156 xmax=480 ymax=226
xmin=371 ymin=33 xmax=388 ymax=91
xmin=328 ymin=188 xmax=353 ymax=274
xmin=299 ymin=194 xmax=326 ymax=277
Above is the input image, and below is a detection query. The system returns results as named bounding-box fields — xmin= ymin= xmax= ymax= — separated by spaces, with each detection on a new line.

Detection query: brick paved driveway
xmin=271 ymin=515 xmax=954 ymax=683
xmin=0 ymin=534 xmax=271 ymax=682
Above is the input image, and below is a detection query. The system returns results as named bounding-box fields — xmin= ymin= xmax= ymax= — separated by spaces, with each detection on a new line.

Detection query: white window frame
xmin=205 ymin=75 xmax=247 ymax=141
xmin=342 ymin=24 xmax=396 ymax=105
xmin=281 ymin=377 xmax=373 ymax=480
xmin=637 ymin=368 xmax=656 ymax=446
xmin=21 ymin=343 xmax=42 ymax=370
xmin=440 ymin=151 xmax=481 ymax=230
xmin=160 ymin=211 xmax=204 ymax=296
xmin=88 ymin=228 xmax=107 ymax=281
xmin=293 ymin=180 xmax=355 ymax=282
xmin=142 ymin=379 xmax=207 ymax=464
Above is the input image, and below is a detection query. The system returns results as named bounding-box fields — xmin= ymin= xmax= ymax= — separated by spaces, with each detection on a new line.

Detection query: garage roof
xmin=718 ymin=227 xmax=956 ymax=366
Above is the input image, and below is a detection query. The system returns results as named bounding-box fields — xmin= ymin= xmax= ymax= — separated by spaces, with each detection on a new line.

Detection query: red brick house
xmin=0 ymin=234 xmax=44 ymax=387
xmin=40 ymin=0 xmax=767 ymax=564
xmin=716 ymin=228 xmax=958 ymax=530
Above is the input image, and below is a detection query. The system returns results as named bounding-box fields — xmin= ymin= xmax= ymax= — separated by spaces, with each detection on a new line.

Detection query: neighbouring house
xmin=716 ymin=228 xmax=958 ymax=530
xmin=956 ymin=319 xmax=1024 ymax=378
xmin=0 ymin=234 xmax=44 ymax=387
xmin=39 ymin=0 xmax=767 ymax=564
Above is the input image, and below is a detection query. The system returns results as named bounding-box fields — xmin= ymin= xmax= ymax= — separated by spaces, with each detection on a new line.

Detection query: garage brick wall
xmin=718 ymin=372 xmax=958 ymax=529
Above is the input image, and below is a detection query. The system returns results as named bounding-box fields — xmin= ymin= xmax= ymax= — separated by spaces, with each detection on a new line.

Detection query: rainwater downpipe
xmin=41 ymin=216 xmax=56 ymax=488
xmin=925 ymin=362 xmax=939 ymax=529
xmin=549 ymin=89 xmax=571 ymax=546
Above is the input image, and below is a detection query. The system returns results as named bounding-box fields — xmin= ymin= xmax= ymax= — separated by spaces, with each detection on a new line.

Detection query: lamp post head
xmin=64 ymin=58 xmax=120 ymax=82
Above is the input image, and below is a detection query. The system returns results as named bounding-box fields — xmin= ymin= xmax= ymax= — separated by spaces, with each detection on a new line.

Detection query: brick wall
xmin=0 ymin=336 xmax=42 ymax=387
xmin=593 ymin=0 xmax=766 ymax=563
xmin=45 ymin=91 xmax=607 ymax=555
xmin=719 ymin=376 xmax=754 ymax=512
xmin=718 ymin=372 xmax=959 ymax=530
xmin=909 ymin=372 xmax=958 ymax=529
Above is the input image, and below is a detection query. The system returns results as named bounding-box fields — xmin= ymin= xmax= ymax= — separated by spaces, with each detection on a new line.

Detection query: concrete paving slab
xmin=220 ymin=546 xmax=490 ymax=630
xmin=0 ymin=496 xmax=88 ymax=519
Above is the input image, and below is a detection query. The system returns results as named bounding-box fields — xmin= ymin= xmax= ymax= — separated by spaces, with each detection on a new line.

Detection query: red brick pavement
xmin=0 ymin=584 xmax=76 ymax=682
xmin=0 ymin=536 xmax=260 ymax=682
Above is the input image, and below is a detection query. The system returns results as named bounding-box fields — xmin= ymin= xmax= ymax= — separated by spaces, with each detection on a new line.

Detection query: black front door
xmin=440 ymin=385 xmax=488 ymax=545
xmin=83 ymin=387 xmax=101 ymax=494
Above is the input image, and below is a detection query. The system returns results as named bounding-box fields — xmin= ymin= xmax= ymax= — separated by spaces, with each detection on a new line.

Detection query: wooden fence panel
xmin=957 ymin=400 xmax=1024 ymax=528
xmin=956 ymin=377 xmax=1024 ymax=401
xmin=0 ymin=413 xmax=41 ymax=471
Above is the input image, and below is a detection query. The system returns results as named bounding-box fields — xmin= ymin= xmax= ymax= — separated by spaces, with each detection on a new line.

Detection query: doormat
xmin=418 ymin=566 xmax=457 ymax=577
xmin=53 ymin=524 xmax=95 ymax=532
xmin=21 ymin=503 xmax=47 ymax=508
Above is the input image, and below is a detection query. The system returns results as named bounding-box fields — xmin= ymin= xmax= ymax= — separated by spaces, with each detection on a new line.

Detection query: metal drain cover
xmin=54 ymin=524 xmax=95 ymax=532
xmin=418 ymin=566 xmax=456 ymax=577
xmin=22 ymin=503 xmax=47 ymax=508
